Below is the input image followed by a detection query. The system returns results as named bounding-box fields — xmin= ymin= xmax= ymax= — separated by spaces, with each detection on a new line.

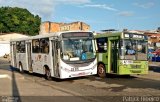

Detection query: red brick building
xmin=39 ymin=21 xmax=90 ymax=34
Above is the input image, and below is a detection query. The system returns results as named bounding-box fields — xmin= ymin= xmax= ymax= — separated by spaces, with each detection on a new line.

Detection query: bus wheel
xmin=45 ymin=68 xmax=52 ymax=80
xmin=19 ymin=63 xmax=24 ymax=73
xmin=97 ymin=64 xmax=106 ymax=78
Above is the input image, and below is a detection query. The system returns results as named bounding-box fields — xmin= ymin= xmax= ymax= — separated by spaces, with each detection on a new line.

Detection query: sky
xmin=0 ymin=0 xmax=160 ymax=32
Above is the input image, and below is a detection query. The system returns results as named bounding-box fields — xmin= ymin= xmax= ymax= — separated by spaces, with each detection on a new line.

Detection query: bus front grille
xmin=130 ymin=65 xmax=141 ymax=68
xmin=130 ymin=70 xmax=142 ymax=73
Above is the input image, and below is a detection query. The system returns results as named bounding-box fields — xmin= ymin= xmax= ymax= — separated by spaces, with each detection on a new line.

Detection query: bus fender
xmin=19 ymin=61 xmax=24 ymax=73
xmin=43 ymin=65 xmax=52 ymax=80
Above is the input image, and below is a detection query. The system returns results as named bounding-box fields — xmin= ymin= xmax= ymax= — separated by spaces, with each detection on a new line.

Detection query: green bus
xmin=95 ymin=32 xmax=148 ymax=78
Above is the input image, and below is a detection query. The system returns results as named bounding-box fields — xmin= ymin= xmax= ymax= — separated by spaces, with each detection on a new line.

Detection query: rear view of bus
xmin=59 ymin=32 xmax=97 ymax=79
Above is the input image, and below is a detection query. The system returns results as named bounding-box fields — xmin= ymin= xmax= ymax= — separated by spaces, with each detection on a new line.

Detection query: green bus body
xmin=95 ymin=32 xmax=148 ymax=77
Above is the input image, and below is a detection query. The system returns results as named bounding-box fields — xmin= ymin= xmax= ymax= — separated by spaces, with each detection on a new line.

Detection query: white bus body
xmin=10 ymin=31 xmax=97 ymax=79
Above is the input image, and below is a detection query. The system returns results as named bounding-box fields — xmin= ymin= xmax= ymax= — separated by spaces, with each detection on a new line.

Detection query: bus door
xmin=26 ymin=42 xmax=32 ymax=73
xmin=52 ymin=40 xmax=59 ymax=77
xmin=11 ymin=42 xmax=17 ymax=67
xmin=108 ymin=37 xmax=119 ymax=73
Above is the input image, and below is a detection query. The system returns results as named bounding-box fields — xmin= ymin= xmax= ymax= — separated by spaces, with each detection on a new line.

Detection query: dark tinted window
xmin=16 ymin=41 xmax=25 ymax=53
xmin=96 ymin=38 xmax=108 ymax=53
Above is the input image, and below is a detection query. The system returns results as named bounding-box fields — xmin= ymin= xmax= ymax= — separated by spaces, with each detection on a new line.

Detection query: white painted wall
xmin=0 ymin=33 xmax=29 ymax=41
xmin=0 ymin=41 xmax=10 ymax=57
xmin=0 ymin=33 xmax=29 ymax=57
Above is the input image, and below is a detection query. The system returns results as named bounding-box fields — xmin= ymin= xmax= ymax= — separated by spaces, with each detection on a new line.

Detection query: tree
xmin=0 ymin=7 xmax=41 ymax=36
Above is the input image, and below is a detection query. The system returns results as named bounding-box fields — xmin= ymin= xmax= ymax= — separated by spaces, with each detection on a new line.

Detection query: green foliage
xmin=0 ymin=7 xmax=41 ymax=36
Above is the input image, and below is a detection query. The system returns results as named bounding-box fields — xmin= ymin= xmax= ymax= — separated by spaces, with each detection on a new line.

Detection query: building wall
xmin=60 ymin=22 xmax=90 ymax=31
xmin=50 ymin=23 xmax=61 ymax=32
xmin=39 ymin=21 xmax=90 ymax=34
xmin=144 ymin=32 xmax=160 ymax=49
xmin=81 ymin=22 xmax=90 ymax=31
xmin=0 ymin=41 xmax=10 ymax=57
xmin=0 ymin=33 xmax=29 ymax=57
xmin=60 ymin=22 xmax=79 ymax=31
xmin=0 ymin=33 xmax=29 ymax=41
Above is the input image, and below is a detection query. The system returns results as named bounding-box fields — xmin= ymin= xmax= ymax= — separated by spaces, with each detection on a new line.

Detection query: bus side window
xmin=96 ymin=38 xmax=107 ymax=53
xmin=16 ymin=41 xmax=25 ymax=53
xmin=20 ymin=41 xmax=25 ymax=53
xmin=40 ymin=38 xmax=49 ymax=53
xmin=32 ymin=39 xmax=40 ymax=53
xmin=16 ymin=42 xmax=20 ymax=53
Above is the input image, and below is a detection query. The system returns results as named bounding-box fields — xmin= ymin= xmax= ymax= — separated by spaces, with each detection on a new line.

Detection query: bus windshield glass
xmin=62 ymin=38 xmax=95 ymax=61
xmin=120 ymin=39 xmax=147 ymax=60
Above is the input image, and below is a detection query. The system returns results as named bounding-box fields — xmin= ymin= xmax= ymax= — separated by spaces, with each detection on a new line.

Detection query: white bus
xmin=10 ymin=31 xmax=97 ymax=79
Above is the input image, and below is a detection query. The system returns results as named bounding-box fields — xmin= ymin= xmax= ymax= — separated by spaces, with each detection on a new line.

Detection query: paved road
xmin=0 ymin=59 xmax=91 ymax=102
xmin=0 ymin=58 xmax=160 ymax=102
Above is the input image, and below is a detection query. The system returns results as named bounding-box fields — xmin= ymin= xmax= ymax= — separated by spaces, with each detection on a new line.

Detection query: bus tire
xmin=19 ymin=63 xmax=24 ymax=73
xmin=45 ymin=67 xmax=52 ymax=80
xmin=97 ymin=63 xmax=106 ymax=78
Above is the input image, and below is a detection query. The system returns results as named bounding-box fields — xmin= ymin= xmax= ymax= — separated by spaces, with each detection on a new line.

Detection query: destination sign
xmin=62 ymin=32 xmax=93 ymax=38
xmin=133 ymin=34 xmax=143 ymax=38
xmin=124 ymin=33 xmax=147 ymax=39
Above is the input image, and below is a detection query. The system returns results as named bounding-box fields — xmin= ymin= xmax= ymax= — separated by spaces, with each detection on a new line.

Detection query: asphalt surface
xmin=0 ymin=58 xmax=160 ymax=102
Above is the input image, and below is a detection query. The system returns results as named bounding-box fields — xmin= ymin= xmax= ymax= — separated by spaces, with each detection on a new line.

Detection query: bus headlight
xmin=92 ymin=64 xmax=97 ymax=69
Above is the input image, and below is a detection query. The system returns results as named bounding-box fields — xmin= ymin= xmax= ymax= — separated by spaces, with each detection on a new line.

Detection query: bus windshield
xmin=62 ymin=38 xmax=95 ymax=61
xmin=120 ymin=39 xmax=147 ymax=60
